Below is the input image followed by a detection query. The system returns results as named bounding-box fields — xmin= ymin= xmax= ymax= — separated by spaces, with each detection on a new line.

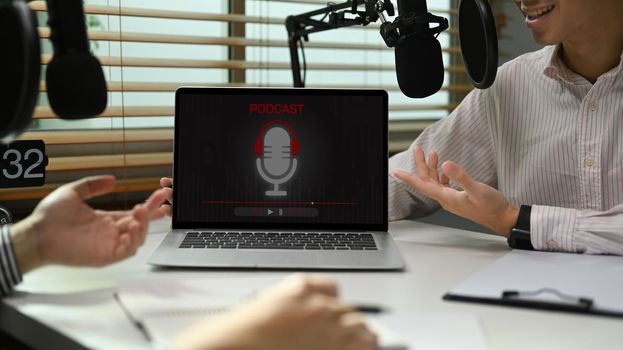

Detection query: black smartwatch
xmin=507 ymin=205 xmax=534 ymax=250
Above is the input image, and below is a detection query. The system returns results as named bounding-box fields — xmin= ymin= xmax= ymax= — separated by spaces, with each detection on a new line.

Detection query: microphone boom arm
xmin=286 ymin=0 xmax=395 ymax=87
xmin=285 ymin=0 xmax=448 ymax=88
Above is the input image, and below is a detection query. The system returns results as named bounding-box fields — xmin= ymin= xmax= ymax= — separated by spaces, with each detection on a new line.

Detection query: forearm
xmin=9 ymin=216 xmax=44 ymax=275
xmin=0 ymin=225 xmax=24 ymax=296
xmin=175 ymin=311 xmax=264 ymax=350
xmin=531 ymin=205 xmax=623 ymax=255
xmin=389 ymin=88 xmax=498 ymax=222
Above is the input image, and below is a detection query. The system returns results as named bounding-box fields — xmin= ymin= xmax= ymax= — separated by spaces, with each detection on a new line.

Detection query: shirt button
xmin=547 ymin=240 xmax=558 ymax=250
xmin=585 ymin=157 xmax=594 ymax=167
xmin=588 ymin=101 xmax=598 ymax=112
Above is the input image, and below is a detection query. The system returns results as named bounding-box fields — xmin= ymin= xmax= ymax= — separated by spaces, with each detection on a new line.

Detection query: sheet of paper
xmin=116 ymin=274 xmax=410 ymax=349
xmin=117 ymin=275 xmax=281 ymax=349
xmin=368 ymin=312 xmax=488 ymax=350
xmin=449 ymin=250 xmax=623 ymax=313
xmin=117 ymin=274 xmax=278 ymax=319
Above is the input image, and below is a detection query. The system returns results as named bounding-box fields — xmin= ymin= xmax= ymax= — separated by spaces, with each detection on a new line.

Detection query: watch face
xmin=0 ymin=206 xmax=12 ymax=225
xmin=512 ymin=228 xmax=530 ymax=236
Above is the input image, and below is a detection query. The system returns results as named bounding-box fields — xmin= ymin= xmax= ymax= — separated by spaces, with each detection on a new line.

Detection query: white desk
xmin=2 ymin=219 xmax=622 ymax=349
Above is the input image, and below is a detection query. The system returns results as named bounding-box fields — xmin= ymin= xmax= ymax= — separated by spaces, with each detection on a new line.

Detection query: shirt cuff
xmin=530 ymin=205 xmax=578 ymax=253
xmin=0 ymin=225 xmax=23 ymax=296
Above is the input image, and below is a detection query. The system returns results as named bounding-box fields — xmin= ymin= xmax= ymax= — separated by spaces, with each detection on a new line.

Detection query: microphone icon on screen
xmin=255 ymin=120 xmax=299 ymax=196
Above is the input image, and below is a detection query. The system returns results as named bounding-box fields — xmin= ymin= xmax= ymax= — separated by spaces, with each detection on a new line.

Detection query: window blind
xmin=1 ymin=0 xmax=504 ymax=205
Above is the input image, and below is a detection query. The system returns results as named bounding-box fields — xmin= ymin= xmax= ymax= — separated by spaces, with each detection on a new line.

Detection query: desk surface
xmin=3 ymin=219 xmax=622 ymax=350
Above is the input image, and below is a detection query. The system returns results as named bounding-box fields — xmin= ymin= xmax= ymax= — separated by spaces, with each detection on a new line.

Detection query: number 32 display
xmin=0 ymin=140 xmax=48 ymax=188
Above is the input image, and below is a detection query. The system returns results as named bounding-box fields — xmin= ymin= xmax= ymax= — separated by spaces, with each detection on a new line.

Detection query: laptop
xmin=149 ymin=87 xmax=405 ymax=270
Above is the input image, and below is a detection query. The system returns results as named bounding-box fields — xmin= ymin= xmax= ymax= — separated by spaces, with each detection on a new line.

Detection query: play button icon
xmin=267 ymin=209 xmax=274 ymax=215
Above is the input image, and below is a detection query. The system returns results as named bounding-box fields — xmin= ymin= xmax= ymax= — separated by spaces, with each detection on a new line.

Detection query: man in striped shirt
xmin=390 ymin=0 xmax=623 ymax=255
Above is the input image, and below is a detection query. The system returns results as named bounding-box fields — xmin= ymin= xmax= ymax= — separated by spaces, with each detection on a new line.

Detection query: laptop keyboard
xmin=179 ymin=231 xmax=378 ymax=250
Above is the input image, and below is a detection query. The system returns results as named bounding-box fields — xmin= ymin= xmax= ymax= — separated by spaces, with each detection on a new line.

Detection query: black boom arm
xmin=285 ymin=0 xmax=395 ymax=87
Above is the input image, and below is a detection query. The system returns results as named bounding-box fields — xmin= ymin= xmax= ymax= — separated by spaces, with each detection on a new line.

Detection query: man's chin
xmin=531 ymin=32 xmax=559 ymax=46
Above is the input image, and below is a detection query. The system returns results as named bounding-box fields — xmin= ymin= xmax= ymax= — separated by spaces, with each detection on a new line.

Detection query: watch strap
xmin=508 ymin=205 xmax=534 ymax=250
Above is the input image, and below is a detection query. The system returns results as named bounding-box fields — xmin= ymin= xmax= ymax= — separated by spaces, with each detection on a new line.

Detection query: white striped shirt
xmin=389 ymin=45 xmax=623 ymax=255
xmin=0 ymin=225 xmax=22 ymax=295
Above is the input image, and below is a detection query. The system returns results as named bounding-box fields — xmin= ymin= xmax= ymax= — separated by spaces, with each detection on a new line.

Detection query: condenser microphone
xmin=45 ymin=0 xmax=107 ymax=118
xmin=393 ymin=0 xmax=445 ymax=98
xmin=255 ymin=121 xmax=299 ymax=197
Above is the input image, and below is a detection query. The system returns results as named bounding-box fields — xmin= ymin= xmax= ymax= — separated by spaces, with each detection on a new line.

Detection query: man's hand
xmin=159 ymin=177 xmax=173 ymax=217
xmin=11 ymin=176 xmax=169 ymax=273
xmin=394 ymin=146 xmax=519 ymax=236
xmin=175 ymin=275 xmax=377 ymax=350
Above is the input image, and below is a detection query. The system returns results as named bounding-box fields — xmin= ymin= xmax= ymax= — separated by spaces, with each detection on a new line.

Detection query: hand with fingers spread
xmin=159 ymin=177 xmax=173 ymax=217
xmin=176 ymin=274 xmax=377 ymax=350
xmin=10 ymin=176 xmax=169 ymax=273
xmin=393 ymin=146 xmax=519 ymax=236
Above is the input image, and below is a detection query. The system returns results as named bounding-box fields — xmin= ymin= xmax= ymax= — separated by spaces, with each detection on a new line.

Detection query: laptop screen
xmin=173 ymin=88 xmax=387 ymax=231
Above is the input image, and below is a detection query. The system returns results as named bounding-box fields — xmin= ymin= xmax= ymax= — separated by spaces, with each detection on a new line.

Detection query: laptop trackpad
xmin=235 ymin=250 xmax=319 ymax=267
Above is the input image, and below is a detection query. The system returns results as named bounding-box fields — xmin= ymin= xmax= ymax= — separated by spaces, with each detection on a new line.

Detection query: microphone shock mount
xmin=286 ymin=0 xmax=448 ymax=87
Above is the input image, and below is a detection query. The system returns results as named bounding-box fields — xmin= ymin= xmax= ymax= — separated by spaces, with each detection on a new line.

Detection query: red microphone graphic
xmin=254 ymin=120 xmax=299 ymax=196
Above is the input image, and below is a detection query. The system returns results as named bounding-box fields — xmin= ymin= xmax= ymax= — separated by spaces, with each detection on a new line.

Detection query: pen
xmin=353 ymin=304 xmax=387 ymax=314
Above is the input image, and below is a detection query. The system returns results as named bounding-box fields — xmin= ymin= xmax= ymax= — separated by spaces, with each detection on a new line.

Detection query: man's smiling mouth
xmin=522 ymin=3 xmax=555 ymax=21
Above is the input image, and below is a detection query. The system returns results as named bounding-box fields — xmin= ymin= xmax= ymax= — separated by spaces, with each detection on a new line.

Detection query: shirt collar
xmin=608 ymin=48 xmax=623 ymax=78
xmin=542 ymin=44 xmax=561 ymax=79
xmin=543 ymin=44 xmax=623 ymax=85
xmin=542 ymin=44 xmax=590 ymax=85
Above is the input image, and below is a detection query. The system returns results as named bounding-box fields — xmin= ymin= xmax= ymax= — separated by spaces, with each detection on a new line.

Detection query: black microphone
xmin=392 ymin=0 xmax=445 ymax=98
xmin=45 ymin=0 xmax=107 ymax=118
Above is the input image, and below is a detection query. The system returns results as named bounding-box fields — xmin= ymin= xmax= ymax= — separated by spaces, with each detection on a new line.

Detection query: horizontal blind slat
xmin=40 ymin=54 xmax=465 ymax=73
xmin=270 ymin=0 xmax=458 ymax=15
xmin=37 ymin=27 xmax=462 ymax=52
xmin=19 ymin=129 xmax=174 ymax=145
xmin=29 ymin=1 xmax=279 ymax=24
xmin=28 ymin=1 xmax=460 ymax=33
xmin=391 ymin=103 xmax=459 ymax=111
xmin=39 ymin=81 xmax=474 ymax=93
xmin=33 ymin=103 xmax=457 ymax=119
xmin=33 ymin=106 xmax=174 ymax=119
xmin=47 ymin=152 xmax=173 ymax=172
xmin=0 ymin=177 xmax=162 ymax=201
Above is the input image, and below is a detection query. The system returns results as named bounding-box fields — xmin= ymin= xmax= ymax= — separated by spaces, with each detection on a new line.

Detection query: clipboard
xmin=443 ymin=250 xmax=623 ymax=319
